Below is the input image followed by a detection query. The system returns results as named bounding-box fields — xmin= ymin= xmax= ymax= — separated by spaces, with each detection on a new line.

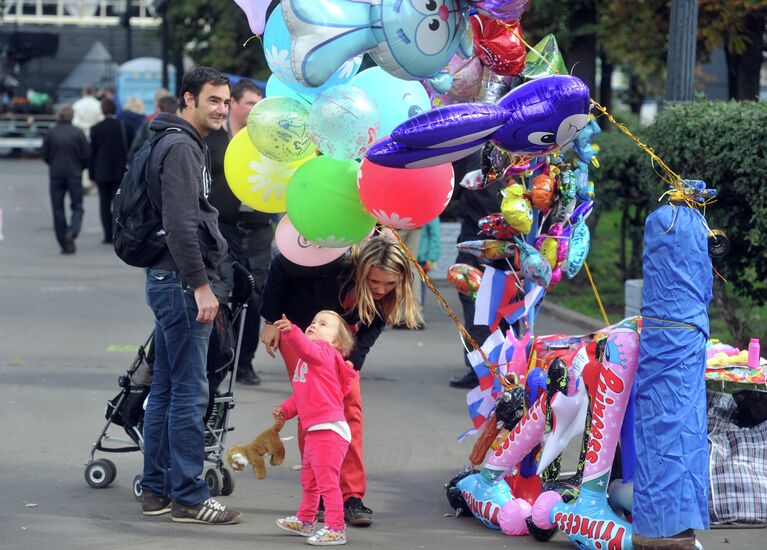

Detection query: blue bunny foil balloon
xmin=282 ymin=0 xmax=470 ymax=88
xmin=516 ymin=238 xmax=552 ymax=288
xmin=367 ymin=75 xmax=591 ymax=168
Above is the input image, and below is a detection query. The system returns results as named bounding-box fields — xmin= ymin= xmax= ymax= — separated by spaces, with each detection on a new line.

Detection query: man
xmin=40 ymin=105 xmax=89 ymax=254
xmin=206 ymin=79 xmax=271 ymax=386
xmin=89 ymin=97 xmax=128 ymax=244
xmin=139 ymin=66 xmax=241 ymax=525
xmin=72 ymin=85 xmax=103 ymax=139
xmin=128 ymin=95 xmax=178 ymax=162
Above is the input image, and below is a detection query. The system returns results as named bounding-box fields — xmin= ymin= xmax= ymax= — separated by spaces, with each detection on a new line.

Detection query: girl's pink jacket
xmin=279 ymin=324 xmax=358 ymax=429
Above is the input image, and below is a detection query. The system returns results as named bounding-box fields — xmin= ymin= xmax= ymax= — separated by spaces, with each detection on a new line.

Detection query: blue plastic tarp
xmin=633 ymin=204 xmax=713 ymax=537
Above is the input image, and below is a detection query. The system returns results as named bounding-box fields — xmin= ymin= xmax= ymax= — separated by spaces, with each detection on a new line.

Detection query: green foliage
xmin=647 ymin=101 xmax=767 ymax=304
xmin=164 ymin=0 xmax=270 ymax=78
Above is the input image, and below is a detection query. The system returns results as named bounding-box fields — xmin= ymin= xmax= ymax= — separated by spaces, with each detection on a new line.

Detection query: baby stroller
xmin=84 ymin=262 xmax=256 ymax=499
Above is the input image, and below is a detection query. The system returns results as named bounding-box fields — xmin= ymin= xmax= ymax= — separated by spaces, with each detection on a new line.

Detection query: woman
xmin=260 ymin=235 xmax=420 ymax=527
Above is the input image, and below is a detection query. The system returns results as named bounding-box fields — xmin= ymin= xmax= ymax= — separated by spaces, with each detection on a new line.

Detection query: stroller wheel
xmin=85 ymin=459 xmax=117 ymax=489
xmin=204 ymin=468 xmax=222 ymax=497
xmin=221 ymin=468 xmax=235 ymax=496
xmin=132 ymin=475 xmax=144 ymax=500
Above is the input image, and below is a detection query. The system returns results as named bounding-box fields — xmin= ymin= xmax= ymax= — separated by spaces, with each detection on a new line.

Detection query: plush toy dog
xmin=226 ymin=418 xmax=286 ymax=479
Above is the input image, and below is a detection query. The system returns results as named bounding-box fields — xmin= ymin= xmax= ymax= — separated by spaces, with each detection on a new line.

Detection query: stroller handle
xmin=232 ymin=261 xmax=256 ymax=292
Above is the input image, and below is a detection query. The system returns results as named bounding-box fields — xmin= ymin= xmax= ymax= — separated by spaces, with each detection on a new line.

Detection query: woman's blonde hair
xmin=317 ymin=310 xmax=356 ymax=358
xmin=347 ymin=236 xmax=421 ymax=329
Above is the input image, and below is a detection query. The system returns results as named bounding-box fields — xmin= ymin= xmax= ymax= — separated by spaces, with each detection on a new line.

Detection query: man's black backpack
xmin=113 ymin=127 xmax=183 ymax=267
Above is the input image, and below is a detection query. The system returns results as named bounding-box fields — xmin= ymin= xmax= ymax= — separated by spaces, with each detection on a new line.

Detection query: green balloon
xmin=521 ymin=34 xmax=568 ymax=80
xmin=247 ymin=96 xmax=314 ymax=162
xmin=286 ymin=157 xmax=376 ymax=248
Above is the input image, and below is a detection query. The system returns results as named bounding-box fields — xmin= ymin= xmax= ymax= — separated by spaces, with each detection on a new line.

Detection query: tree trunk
xmin=724 ymin=12 xmax=766 ymax=100
xmin=598 ymin=50 xmax=614 ymax=130
xmin=566 ymin=3 xmax=598 ymax=94
xmin=627 ymin=74 xmax=645 ymax=115
xmin=618 ymin=201 xmax=628 ymax=279
xmin=713 ymin=282 xmax=748 ymax=347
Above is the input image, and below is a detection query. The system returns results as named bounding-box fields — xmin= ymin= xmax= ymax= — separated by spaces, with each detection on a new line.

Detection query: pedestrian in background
xmin=206 ymin=79 xmax=270 ymax=386
xmin=417 ymin=216 xmax=441 ymax=309
xmin=40 ymin=105 xmax=89 ymax=255
xmin=72 ymin=85 xmax=103 ymax=139
xmin=118 ymin=96 xmax=146 ymax=145
xmin=89 ymin=97 xmax=129 ymax=244
xmin=138 ymin=66 xmax=240 ymax=525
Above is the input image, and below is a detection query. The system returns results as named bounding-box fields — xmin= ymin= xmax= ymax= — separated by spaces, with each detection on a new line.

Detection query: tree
xmin=163 ymin=0 xmax=271 ymax=79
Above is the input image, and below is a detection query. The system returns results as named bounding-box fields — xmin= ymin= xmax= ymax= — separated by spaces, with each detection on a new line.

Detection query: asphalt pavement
xmin=0 ymin=159 xmax=759 ymax=549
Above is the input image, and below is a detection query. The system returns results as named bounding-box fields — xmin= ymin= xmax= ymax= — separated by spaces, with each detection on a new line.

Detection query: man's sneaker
xmin=343 ymin=497 xmax=373 ymax=527
xmin=276 ymin=515 xmax=315 ymax=537
xmin=140 ymin=490 xmax=171 ymax=516
xmin=170 ymin=498 xmax=242 ymax=525
xmin=307 ymin=527 xmax=347 ymax=546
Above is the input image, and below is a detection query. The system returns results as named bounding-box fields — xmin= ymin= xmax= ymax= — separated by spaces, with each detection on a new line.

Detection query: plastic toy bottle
xmin=748 ymin=338 xmax=761 ymax=369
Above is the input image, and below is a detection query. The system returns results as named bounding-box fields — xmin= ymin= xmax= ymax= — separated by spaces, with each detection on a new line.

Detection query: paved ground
xmin=0 ymin=159 xmax=760 ymax=549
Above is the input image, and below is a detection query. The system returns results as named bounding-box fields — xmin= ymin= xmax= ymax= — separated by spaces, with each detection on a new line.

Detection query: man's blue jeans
xmin=142 ymin=268 xmax=212 ymax=506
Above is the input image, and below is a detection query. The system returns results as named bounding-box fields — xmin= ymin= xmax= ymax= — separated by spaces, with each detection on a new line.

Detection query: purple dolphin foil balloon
xmin=467 ymin=0 xmax=533 ymax=21
xmin=366 ymin=75 xmax=590 ymax=168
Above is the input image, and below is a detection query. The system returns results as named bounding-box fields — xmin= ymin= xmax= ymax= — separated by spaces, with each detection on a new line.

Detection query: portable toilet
xmin=116 ymin=58 xmax=176 ymax=113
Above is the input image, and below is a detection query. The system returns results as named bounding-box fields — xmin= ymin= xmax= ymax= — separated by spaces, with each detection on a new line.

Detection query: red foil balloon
xmin=471 ymin=15 xmax=526 ymax=77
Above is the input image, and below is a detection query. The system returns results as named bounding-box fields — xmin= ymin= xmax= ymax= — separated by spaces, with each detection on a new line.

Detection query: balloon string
xmin=390 ymin=228 xmax=515 ymax=392
xmin=507 ymin=25 xmax=689 ymax=198
xmin=584 ymin=261 xmax=610 ymax=326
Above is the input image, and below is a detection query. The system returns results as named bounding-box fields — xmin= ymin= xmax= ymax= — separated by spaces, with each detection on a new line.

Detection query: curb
xmin=539 ymin=301 xmax=605 ymax=333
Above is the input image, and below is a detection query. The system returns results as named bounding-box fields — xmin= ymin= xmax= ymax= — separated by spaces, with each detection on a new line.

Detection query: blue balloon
xmin=263 ymin=5 xmax=362 ymax=96
xmin=567 ymin=216 xmax=591 ymax=279
xmin=350 ymin=68 xmax=431 ymax=137
xmin=456 ymin=473 xmax=512 ymax=530
xmin=265 ymin=74 xmax=313 ymax=108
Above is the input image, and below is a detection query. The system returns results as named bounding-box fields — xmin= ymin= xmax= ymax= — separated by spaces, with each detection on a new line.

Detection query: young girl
xmin=261 ymin=236 xmax=420 ymax=526
xmin=273 ymin=311 xmax=358 ymax=546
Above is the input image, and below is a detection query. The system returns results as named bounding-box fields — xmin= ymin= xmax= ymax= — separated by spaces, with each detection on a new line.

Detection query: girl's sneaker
xmin=276 ymin=516 xmax=315 ymax=537
xmin=307 ymin=527 xmax=347 ymax=546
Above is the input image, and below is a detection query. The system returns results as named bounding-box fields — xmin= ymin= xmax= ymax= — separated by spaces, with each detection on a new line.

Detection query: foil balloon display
xmin=357 ymin=158 xmax=454 ymax=229
xmin=350 ymin=68 xmax=431 ymax=137
xmin=448 ymin=263 xmax=483 ymax=299
xmin=265 ymin=74 xmax=313 ymax=108
xmin=521 ymin=34 xmax=567 ymax=80
xmin=478 ymin=213 xmax=516 ymax=239
xmin=516 ymin=238 xmax=552 ymax=287
xmin=309 ymin=85 xmax=380 ymax=160
xmin=443 ymin=54 xmax=485 ymax=101
xmin=246 ymin=96 xmax=314 ymax=162
xmin=458 ymin=168 xmax=486 ymax=190
xmin=366 ymin=75 xmax=591 ymax=168
xmin=531 ymin=173 xmax=555 ymax=213
xmin=264 ymin=5 xmax=362 ymax=95
xmin=575 ymin=168 xmax=594 ymax=202
xmin=501 ymin=183 xmax=532 ymax=234
xmin=537 ymin=236 xmax=559 ymax=269
xmin=466 ymin=0 xmax=533 ymax=21
xmin=233 ymin=0 xmax=271 ymax=36
xmin=282 ymin=0 xmax=469 ymax=88
xmin=224 ymin=129 xmax=315 ymax=213
xmin=286 ymin=157 xmax=376 ymax=247
xmin=457 ymin=239 xmax=515 ymax=261
xmin=573 ymin=118 xmax=602 ymax=169
xmin=566 ymin=216 xmax=591 ymax=279
xmin=470 ymin=15 xmax=526 ymax=77
xmin=559 ymin=170 xmax=578 ymax=207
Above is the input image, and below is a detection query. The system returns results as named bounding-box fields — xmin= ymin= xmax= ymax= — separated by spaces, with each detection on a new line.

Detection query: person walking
xmin=206 ymin=79 xmax=270 ymax=386
xmin=40 ymin=105 xmax=89 ymax=254
xmin=89 ymin=97 xmax=128 ymax=244
xmin=260 ymin=236 xmax=421 ymax=526
xmin=273 ymin=311 xmax=358 ymax=546
xmin=138 ymin=66 xmax=241 ymax=525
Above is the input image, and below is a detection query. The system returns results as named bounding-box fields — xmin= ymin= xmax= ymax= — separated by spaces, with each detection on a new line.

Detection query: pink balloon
xmin=275 ymin=215 xmax=350 ymax=267
xmin=233 ymin=0 xmax=270 ymax=35
xmin=499 ymin=498 xmax=532 ymax=536
xmin=358 ymin=158 xmax=454 ymax=229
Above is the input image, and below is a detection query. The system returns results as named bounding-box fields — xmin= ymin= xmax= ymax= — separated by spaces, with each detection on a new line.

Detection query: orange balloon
xmin=531 ymin=174 xmax=555 ymax=213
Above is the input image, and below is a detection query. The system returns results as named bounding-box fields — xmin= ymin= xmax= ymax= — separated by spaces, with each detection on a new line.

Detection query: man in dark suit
xmin=41 ymin=105 xmax=90 ymax=254
xmin=89 ymin=97 xmax=128 ymax=244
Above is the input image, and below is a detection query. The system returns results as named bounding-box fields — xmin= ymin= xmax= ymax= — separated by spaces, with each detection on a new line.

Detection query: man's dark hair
xmin=178 ymin=66 xmax=230 ymax=111
xmin=101 ymin=97 xmax=117 ymax=116
xmin=158 ymin=95 xmax=179 ymax=114
xmin=57 ymin=105 xmax=74 ymax=123
xmin=231 ymin=79 xmax=262 ymax=102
